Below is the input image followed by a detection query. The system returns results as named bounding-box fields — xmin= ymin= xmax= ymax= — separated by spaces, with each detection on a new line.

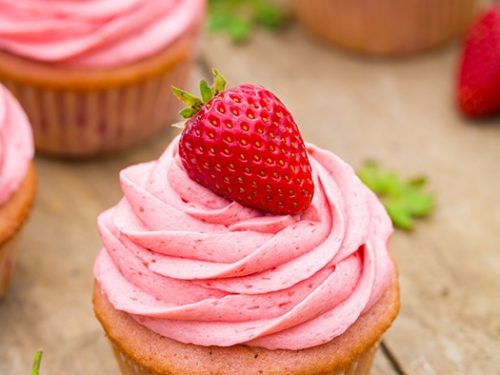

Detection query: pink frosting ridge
xmin=94 ymin=136 xmax=394 ymax=350
xmin=0 ymin=0 xmax=205 ymax=68
xmin=0 ymin=84 xmax=33 ymax=205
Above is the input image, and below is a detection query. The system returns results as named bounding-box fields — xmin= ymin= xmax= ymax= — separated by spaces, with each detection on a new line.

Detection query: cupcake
xmin=0 ymin=0 xmax=205 ymax=157
xmin=93 ymin=71 xmax=399 ymax=374
xmin=0 ymin=84 xmax=36 ymax=299
xmin=293 ymin=0 xmax=480 ymax=56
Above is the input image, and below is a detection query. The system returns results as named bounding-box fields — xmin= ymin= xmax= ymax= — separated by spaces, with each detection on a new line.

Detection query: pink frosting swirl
xmin=0 ymin=84 xmax=33 ymax=205
xmin=94 ymin=136 xmax=394 ymax=350
xmin=0 ymin=0 xmax=205 ymax=68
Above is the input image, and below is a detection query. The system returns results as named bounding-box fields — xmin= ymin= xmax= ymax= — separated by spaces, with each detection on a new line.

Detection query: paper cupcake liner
xmin=0 ymin=229 xmax=22 ymax=299
xmin=294 ymin=0 xmax=479 ymax=55
xmin=110 ymin=341 xmax=379 ymax=375
xmin=2 ymin=64 xmax=189 ymax=157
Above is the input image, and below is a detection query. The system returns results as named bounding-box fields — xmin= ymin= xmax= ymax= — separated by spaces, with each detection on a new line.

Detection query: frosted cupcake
xmin=0 ymin=84 xmax=35 ymax=299
xmin=0 ymin=0 xmax=205 ymax=157
xmin=293 ymin=0 xmax=480 ymax=56
xmin=93 ymin=71 xmax=399 ymax=374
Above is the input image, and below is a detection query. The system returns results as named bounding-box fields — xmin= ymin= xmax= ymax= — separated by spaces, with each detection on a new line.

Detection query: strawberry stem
xmin=171 ymin=87 xmax=203 ymax=110
xmin=32 ymin=350 xmax=43 ymax=375
xmin=171 ymin=68 xmax=227 ymax=119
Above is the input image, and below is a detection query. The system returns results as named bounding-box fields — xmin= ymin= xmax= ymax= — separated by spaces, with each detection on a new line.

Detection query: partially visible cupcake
xmin=0 ymin=84 xmax=36 ymax=299
xmin=0 ymin=0 xmax=205 ymax=157
xmin=93 ymin=72 xmax=399 ymax=374
xmin=293 ymin=0 xmax=480 ymax=56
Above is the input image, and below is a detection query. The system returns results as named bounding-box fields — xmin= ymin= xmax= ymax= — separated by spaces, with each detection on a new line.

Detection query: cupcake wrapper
xmin=294 ymin=0 xmax=479 ymax=55
xmin=0 ymin=229 xmax=22 ymax=299
xmin=110 ymin=341 xmax=379 ymax=375
xmin=2 ymin=63 xmax=189 ymax=157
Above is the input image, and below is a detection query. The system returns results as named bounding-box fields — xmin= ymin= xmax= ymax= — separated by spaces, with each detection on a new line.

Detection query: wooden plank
xmin=373 ymin=345 xmax=400 ymax=375
xmin=202 ymin=26 xmax=500 ymax=374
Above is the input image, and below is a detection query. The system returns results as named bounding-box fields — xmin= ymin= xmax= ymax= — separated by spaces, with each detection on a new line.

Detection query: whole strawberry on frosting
xmin=458 ymin=5 xmax=500 ymax=118
xmin=172 ymin=69 xmax=314 ymax=215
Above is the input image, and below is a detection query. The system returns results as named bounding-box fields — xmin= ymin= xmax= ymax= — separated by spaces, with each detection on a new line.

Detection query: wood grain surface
xmin=0 ymin=25 xmax=499 ymax=375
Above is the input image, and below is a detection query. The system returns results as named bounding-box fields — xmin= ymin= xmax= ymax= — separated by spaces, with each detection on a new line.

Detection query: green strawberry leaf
xmin=200 ymin=80 xmax=213 ymax=103
xmin=208 ymin=0 xmax=288 ymax=44
xmin=171 ymin=87 xmax=203 ymax=110
xmin=357 ymin=162 xmax=397 ymax=194
xmin=401 ymin=189 xmax=434 ymax=217
xmin=408 ymin=176 xmax=427 ymax=188
xmin=208 ymin=6 xmax=232 ymax=32
xmin=172 ymin=69 xmax=228 ymax=119
xmin=32 ymin=350 xmax=43 ymax=375
xmin=179 ymin=107 xmax=197 ymax=119
xmin=384 ymin=200 xmax=414 ymax=231
xmin=357 ymin=162 xmax=435 ymax=231
xmin=211 ymin=68 xmax=227 ymax=95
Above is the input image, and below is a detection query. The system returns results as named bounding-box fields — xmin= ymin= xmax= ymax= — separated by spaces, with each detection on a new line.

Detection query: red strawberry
xmin=458 ymin=5 xmax=500 ymax=117
xmin=172 ymin=69 xmax=314 ymax=215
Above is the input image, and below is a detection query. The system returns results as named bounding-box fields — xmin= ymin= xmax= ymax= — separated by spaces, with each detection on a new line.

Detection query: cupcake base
xmin=111 ymin=341 xmax=379 ymax=375
xmin=0 ymin=165 xmax=36 ymax=299
xmin=93 ymin=273 xmax=399 ymax=375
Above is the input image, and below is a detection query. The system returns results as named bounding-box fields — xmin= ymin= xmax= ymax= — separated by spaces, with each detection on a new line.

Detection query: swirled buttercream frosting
xmin=94 ymin=136 xmax=394 ymax=350
xmin=0 ymin=0 xmax=205 ymax=68
xmin=0 ymin=85 xmax=33 ymax=205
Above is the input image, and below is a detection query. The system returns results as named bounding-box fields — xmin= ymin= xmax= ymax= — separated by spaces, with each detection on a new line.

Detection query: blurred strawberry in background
xmin=458 ymin=5 xmax=500 ymax=118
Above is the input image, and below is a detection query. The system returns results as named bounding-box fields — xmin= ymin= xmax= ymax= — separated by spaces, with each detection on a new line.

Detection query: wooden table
xmin=0 ymin=25 xmax=499 ymax=375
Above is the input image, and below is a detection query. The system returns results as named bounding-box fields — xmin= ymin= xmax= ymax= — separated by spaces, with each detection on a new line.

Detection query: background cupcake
xmin=0 ymin=84 xmax=35 ymax=298
xmin=293 ymin=0 xmax=480 ymax=56
xmin=0 ymin=0 xmax=205 ymax=157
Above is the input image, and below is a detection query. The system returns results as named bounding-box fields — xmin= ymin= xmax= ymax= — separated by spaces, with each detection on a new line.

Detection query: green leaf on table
xmin=208 ymin=0 xmax=288 ymax=44
xmin=227 ymin=18 xmax=252 ymax=43
xmin=255 ymin=1 xmax=284 ymax=28
xmin=357 ymin=162 xmax=435 ymax=231
xmin=32 ymin=350 xmax=43 ymax=375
